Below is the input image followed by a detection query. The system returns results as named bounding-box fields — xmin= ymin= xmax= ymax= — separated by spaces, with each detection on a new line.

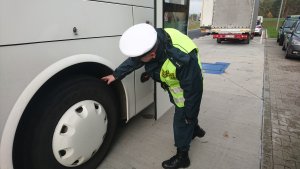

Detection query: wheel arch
xmin=0 ymin=54 xmax=128 ymax=169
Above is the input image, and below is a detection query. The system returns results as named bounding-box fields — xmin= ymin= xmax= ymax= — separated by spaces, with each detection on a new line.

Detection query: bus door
xmin=155 ymin=0 xmax=190 ymax=119
xmin=132 ymin=1 xmax=155 ymax=114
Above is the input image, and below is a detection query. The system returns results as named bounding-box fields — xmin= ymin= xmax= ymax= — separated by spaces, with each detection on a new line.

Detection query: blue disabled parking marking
xmin=201 ymin=62 xmax=230 ymax=74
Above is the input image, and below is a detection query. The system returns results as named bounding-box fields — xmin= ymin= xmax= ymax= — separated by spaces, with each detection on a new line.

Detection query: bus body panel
xmin=0 ymin=0 xmax=133 ymax=46
xmin=90 ymin=0 xmax=154 ymax=7
xmin=0 ymin=0 xmax=154 ymax=46
xmin=131 ymin=0 xmax=154 ymax=7
xmin=132 ymin=6 xmax=155 ymax=114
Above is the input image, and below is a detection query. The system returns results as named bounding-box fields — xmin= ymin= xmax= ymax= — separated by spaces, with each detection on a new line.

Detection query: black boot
xmin=192 ymin=125 xmax=205 ymax=139
xmin=162 ymin=149 xmax=190 ymax=169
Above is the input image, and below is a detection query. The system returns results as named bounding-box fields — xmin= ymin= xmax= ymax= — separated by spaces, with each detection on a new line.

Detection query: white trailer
xmin=200 ymin=0 xmax=214 ymax=34
xmin=211 ymin=0 xmax=259 ymax=44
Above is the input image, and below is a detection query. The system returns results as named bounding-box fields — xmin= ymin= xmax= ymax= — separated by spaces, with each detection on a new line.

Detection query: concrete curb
xmin=260 ymin=39 xmax=273 ymax=169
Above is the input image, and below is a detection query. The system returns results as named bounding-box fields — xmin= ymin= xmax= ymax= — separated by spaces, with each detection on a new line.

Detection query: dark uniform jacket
xmin=113 ymin=28 xmax=203 ymax=119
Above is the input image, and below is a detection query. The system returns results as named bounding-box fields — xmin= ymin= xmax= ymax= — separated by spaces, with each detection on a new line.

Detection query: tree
xmin=259 ymin=0 xmax=276 ymax=17
xmin=282 ymin=0 xmax=300 ymax=17
xmin=271 ymin=0 xmax=281 ymax=17
xmin=189 ymin=14 xmax=198 ymax=21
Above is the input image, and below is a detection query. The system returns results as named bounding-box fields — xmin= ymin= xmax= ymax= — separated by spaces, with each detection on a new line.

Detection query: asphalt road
xmin=188 ymin=29 xmax=206 ymax=39
xmin=98 ymin=35 xmax=265 ymax=169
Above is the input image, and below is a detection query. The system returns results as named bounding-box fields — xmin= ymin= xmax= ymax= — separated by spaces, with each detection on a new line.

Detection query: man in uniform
xmin=102 ymin=23 xmax=205 ymax=169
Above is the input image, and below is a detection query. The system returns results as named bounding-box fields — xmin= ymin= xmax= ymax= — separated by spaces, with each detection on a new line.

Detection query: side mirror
xmin=286 ymin=29 xmax=293 ymax=34
xmin=286 ymin=28 xmax=294 ymax=34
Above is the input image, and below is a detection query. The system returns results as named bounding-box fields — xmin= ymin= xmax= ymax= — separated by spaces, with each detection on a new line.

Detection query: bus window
xmin=163 ymin=0 xmax=190 ymax=34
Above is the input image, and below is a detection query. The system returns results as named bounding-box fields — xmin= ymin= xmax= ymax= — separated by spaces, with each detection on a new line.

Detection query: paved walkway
xmin=261 ymin=39 xmax=300 ymax=169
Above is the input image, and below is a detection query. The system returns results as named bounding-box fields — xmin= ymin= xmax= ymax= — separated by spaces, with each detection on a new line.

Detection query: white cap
xmin=119 ymin=23 xmax=157 ymax=57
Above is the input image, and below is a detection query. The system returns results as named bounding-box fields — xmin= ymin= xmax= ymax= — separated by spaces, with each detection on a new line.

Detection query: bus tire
xmin=13 ymin=75 xmax=118 ymax=169
xmin=217 ymin=38 xmax=221 ymax=43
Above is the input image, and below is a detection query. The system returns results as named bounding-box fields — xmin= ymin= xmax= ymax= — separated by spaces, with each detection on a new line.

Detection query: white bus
xmin=0 ymin=0 xmax=191 ymax=168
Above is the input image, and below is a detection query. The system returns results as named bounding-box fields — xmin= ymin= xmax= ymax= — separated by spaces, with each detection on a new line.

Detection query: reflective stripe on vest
xmin=160 ymin=58 xmax=185 ymax=107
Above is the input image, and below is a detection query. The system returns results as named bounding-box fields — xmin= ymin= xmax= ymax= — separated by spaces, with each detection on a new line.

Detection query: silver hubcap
xmin=52 ymin=100 xmax=108 ymax=167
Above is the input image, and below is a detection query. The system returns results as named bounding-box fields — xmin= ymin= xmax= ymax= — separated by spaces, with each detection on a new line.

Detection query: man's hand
xmin=185 ymin=116 xmax=193 ymax=125
xmin=101 ymin=75 xmax=116 ymax=85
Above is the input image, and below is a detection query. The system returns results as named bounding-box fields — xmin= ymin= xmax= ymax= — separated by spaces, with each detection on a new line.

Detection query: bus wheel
xmin=217 ymin=38 xmax=222 ymax=43
xmin=14 ymin=76 xmax=118 ymax=169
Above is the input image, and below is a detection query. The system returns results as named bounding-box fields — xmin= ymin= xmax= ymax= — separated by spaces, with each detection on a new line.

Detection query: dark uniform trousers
xmin=172 ymin=50 xmax=203 ymax=151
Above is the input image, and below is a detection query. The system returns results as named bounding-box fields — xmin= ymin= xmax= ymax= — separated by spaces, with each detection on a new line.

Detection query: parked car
xmin=285 ymin=21 xmax=300 ymax=59
xmin=255 ymin=22 xmax=263 ymax=36
xmin=282 ymin=20 xmax=300 ymax=50
xmin=277 ymin=15 xmax=300 ymax=46
xmin=257 ymin=16 xmax=263 ymax=25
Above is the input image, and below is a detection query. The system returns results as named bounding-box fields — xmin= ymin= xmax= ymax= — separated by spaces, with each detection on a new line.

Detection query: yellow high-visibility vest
xmin=160 ymin=28 xmax=202 ymax=107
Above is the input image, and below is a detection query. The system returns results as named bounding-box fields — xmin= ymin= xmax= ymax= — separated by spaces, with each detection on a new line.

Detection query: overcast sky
xmin=189 ymin=0 xmax=202 ymax=15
